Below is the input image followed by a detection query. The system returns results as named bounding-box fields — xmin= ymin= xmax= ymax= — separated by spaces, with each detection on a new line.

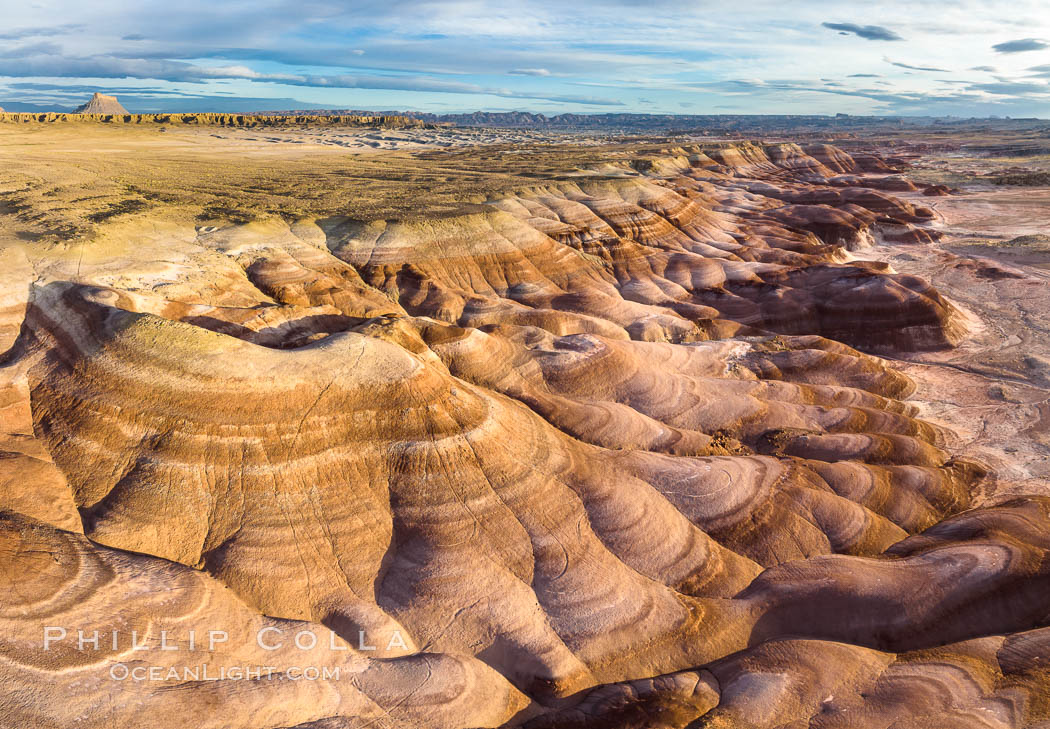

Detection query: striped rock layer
xmin=2 ymin=143 xmax=1047 ymax=729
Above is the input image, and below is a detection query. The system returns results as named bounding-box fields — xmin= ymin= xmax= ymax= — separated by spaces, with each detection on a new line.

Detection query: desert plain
xmin=1 ymin=114 xmax=1050 ymax=728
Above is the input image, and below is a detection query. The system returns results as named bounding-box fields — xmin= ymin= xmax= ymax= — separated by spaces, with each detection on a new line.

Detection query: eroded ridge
xmin=0 ymin=111 xmax=423 ymax=127
xmin=2 ymin=140 xmax=1048 ymax=729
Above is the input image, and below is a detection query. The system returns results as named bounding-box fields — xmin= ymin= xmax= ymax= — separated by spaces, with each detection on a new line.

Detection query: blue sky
xmin=3 ymin=0 xmax=1050 ymax=116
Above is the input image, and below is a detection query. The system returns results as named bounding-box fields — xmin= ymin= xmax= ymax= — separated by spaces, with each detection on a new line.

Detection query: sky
xmin=3 ymin=0 xmax=1050 ymax=116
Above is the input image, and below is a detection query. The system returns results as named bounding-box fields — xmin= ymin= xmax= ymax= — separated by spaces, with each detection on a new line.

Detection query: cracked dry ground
xmin=1 ymin=131 xmax=1050 ymax=729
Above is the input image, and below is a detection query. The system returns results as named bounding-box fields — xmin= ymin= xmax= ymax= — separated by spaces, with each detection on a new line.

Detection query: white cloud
xmin=509 ymin=68 xmax=551 ymax=76
xmin=1 ymin=0 xmax=1050 ymax=114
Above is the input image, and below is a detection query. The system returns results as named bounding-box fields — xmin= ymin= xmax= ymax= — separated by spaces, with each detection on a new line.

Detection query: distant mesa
xmin=73 ymin=93 xmax=129 ymax=115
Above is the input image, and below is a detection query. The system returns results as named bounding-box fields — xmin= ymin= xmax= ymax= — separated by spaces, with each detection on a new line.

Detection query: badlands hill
xmin=0 ymin=123 xmax=1049 ymax=728
xmin=73 ymin=92 xmax=130 ymax=114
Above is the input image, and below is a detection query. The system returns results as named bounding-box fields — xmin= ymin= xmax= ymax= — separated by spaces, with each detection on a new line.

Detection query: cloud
xmin=0 ymin=24 xmax=80 ymax=40
xmin=822 ymin=22 xmax=903 ymax=41
xmin=291 ymin=73 xmax=623 ymax=105
xmin=3 ymin=1 xmax=1050 ymax=115
xmin=969 ymin=80 xmax=1050 ymax=95
xmin=699 ymin=77 xmax=918 ymax=105
xmin=0 ymin=55 xmax=211 ymax=81
xmin=693 ymin=75 xmax=1037 ymax=116
xmin=7 ymin=81 xmax=220 ymax=96
xmin=992 ymin=38 xmax=1048 ymax=53
xmin=0 ymin=42 xmax=62 ymax=59
xmin=0 ymin=53 xmax=623 ymax=106
xmin=885 ymin=58 xmax=950 ymax=72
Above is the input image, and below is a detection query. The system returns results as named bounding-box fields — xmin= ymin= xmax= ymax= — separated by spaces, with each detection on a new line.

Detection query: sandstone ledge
xmin=0 ymin=112 xmax=425 ymax=127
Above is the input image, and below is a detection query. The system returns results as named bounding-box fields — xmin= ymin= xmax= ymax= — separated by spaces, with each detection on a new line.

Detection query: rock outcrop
xmin=73 ymin=92 xmax=130 ymax=114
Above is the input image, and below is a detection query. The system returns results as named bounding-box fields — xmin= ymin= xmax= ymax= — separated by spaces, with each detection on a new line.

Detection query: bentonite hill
xmin=1 ymin=116 xmax=1050 ymax=729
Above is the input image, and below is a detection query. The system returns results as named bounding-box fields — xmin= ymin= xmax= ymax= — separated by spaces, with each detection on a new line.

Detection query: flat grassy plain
xmin=0 ymin=123 xmax=685 ymax=244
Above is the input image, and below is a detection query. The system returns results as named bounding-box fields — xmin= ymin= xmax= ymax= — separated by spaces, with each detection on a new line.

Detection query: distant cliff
xmin=0 ymin=112 xmax=425 ymax=128
xmin=255 ymin=108 xmax=917 ymax=132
